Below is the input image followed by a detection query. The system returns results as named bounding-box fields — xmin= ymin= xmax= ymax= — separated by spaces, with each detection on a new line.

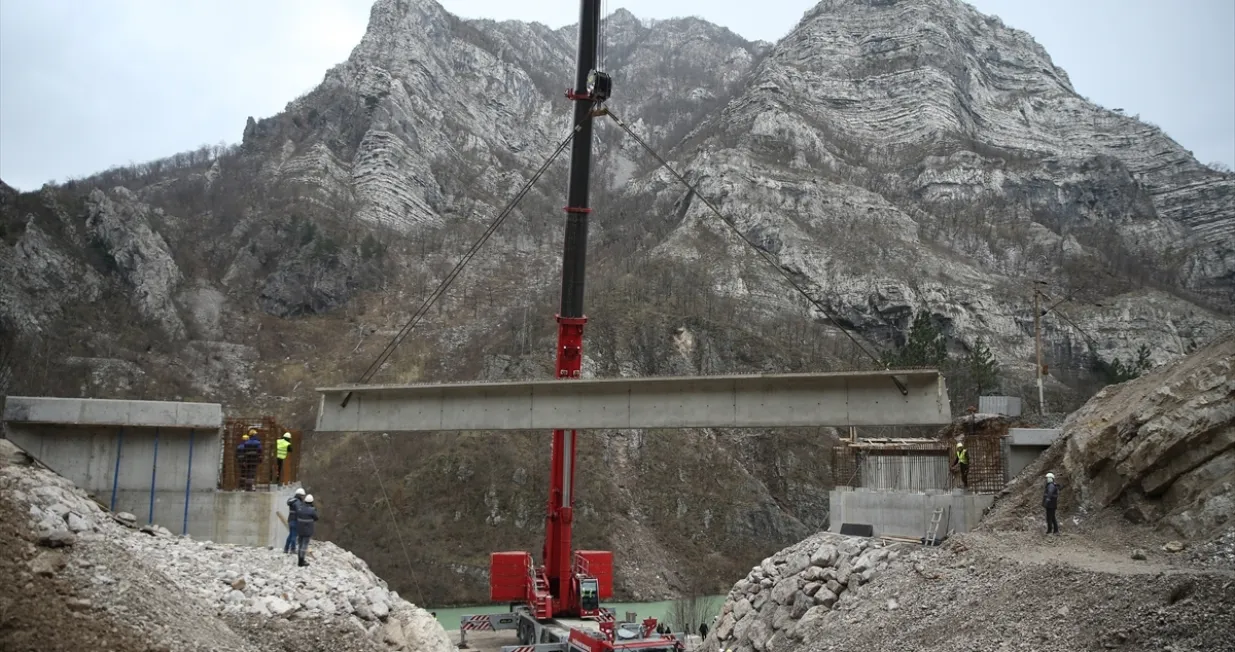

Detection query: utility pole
xmin=1033 ymin=285 xmax=1046 ymax=415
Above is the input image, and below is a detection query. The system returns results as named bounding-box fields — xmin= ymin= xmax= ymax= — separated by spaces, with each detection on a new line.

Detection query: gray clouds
xmin=1 ymin=0 xmax=1231 ymax=190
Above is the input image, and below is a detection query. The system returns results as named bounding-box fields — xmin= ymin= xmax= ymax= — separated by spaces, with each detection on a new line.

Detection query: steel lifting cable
xmin=341 ymin=122 xmax=582 ymax=407
xmin=600 ymin=107 xmax=909 ymax=396
xmin=361 ymin=433 xmax=428 ymax=607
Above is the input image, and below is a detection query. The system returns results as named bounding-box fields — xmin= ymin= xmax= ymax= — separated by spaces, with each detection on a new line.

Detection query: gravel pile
xmin=2 ymin=438 xmax=451 ymax=652
xmin=704 ymin=532 xmax=905 ymax=652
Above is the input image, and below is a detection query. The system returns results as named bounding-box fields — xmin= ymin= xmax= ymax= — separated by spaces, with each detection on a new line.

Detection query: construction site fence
xmin=219 ymin=417 xmax=303 ymax=491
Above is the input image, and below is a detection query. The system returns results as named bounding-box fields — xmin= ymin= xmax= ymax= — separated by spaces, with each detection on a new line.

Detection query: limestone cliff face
xmin=2 ymin=0 xmax=1233 ymax=605
xmin=1060 ymin=333 xmax=1234 ymax=538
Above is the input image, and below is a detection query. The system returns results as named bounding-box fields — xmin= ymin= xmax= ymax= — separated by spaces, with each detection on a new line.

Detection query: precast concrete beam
xmin=2 ymin=396 xmax=223 ymax=430
xmin=315 ymin=370 xmax=951 ymax=432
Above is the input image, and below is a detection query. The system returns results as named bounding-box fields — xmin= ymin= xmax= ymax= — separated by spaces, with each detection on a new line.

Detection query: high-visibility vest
xmin=276 ymin=438 xmax=291 ymax=460
xmin=956 ymin=448 xmax=968 ymax=464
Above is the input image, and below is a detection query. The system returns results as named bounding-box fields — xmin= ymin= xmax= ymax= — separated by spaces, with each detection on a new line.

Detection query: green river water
xmin=430 ymin=595 xmax=726 ymax=631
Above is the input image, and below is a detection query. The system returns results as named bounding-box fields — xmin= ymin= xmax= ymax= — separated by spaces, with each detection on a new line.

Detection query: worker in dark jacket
xmin=1043 ymin=472 xmax=1060 ymax=534
xmin=296 ymin=494 xmax=319 ymax=567
xmin=284 ymin=487 xmax=305 ymax=554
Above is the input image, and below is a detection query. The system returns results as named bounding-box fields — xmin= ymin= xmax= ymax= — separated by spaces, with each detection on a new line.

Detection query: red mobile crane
xmin=458 ymin=2 xmax=682 ymax=651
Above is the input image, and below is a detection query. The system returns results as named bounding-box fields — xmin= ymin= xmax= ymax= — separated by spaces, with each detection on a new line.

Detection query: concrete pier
xmin=2 ymin=396 xmax=290 ymax=548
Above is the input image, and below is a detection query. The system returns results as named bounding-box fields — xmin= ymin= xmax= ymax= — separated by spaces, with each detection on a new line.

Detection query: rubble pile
xmin=1 ymin=439 xmax=451 ymax=652
xmin=703 ymin=532 xmax=906 ymax=652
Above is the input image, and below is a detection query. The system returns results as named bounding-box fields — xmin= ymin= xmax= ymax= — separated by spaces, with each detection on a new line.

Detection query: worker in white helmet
xmin=953 ymin=441 xmax=969 ymax=490
xmin=1042 ymin=472 xmax=1060 ymax=535
xmin=284 ymin=487 xmax=306 ymax=555
xmin=295 ymin=493 xmax=319 ymax=567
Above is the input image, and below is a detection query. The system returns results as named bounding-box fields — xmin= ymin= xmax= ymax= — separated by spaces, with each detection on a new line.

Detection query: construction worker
xmin=1043 ymin=472 xmax=1060 ymax=534
xmin=236 ymin=431 xmax=258 ymax=491
xmin=295 ymin=493 xmax=318 ymax=567
xmin=276 ymin=432 xmax=293 ymax=485
xmin=953 ymin=441 xmax=969 ymax=490
xmin=284 ymin=487 xmax=305 ymax=554
xmin=242 ymin=429 xmax=263 ymax=490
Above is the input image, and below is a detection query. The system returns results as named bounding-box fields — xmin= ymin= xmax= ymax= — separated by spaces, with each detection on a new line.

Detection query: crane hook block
xmin=587 ymin=70 xmax=612 ymax=102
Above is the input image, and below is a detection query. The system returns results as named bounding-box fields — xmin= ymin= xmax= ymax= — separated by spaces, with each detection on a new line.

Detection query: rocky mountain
xmin=2 ymin=0 xmax=1233 ymax=605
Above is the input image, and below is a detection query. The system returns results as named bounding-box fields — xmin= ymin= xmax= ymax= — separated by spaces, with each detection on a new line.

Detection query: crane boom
xmin=545 ymin=0 xmax=602 ymax=618
xmin=488 ymin=0 xmax=614 ymax=624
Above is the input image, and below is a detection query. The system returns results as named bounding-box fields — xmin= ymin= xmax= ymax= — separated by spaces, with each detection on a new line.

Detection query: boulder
xmin=37 ymin=529 xmax=76 ymax=548
xmin=747 ymin=619 xmax=771 ymax=651
xmin=734 ymin=597 xmax=753 ymax=620
xmin=770 ymin=605 xmax=793 ymax=632
xmin=782 ymin=552 xmax=811 ymax=577
xmin=809 ymin=544 xmax=838 ymax=568
xmin=802 ymin=566 xmax=828 ymax=582
xmin=266 ymin=597 xmax=294 ymax=617
xmin=751 ymin=592 xmax=768 ymax=612
xmin=790 ymin=591 xmax=814 ymax=619
xmin=30 ymin=550 xmax=67 ymax=576
xmin=66 ymin=512 xmax=92 ymax=533
xmin=382 ymin=619 xmax=407 ymax=648
xmin=787 ymin=605 xmax=829 ymax=641
xmin=770 ymin=577 xmax=799 ymax=606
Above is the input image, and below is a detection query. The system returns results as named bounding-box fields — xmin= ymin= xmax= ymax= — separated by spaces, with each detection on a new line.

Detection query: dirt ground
xmin=798 ymin=528 xmax=1235 ymax=652
xmin=0 ymin=495 xmax=153 ymax=652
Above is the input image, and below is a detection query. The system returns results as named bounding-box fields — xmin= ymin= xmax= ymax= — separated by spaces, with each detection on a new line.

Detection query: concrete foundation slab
xmin=316 ymin=370 xmax=951 ymax=432
xmin=828 ymin=487 xmax=995 ymax=540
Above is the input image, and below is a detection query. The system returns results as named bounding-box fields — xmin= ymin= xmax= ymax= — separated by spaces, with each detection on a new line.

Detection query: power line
xmin=600 ymin=107 xmax=908 ymax=395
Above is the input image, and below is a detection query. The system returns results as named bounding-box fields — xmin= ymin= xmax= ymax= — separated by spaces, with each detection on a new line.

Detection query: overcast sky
xmin=1 ymin=0 xmax=1232 ymax=191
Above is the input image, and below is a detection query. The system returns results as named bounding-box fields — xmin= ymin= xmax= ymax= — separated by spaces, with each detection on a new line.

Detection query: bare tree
xmin=665 ymin=592 xmax=720 ymax=636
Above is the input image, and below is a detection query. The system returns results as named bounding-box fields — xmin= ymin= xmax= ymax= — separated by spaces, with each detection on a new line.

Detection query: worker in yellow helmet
xmin=237 ymin=428 xmax=262 ymax=490
xmin=276 ymin=432 xmax=293 ymax=485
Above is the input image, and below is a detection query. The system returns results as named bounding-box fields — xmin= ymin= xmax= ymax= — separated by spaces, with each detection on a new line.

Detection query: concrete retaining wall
xmin=828 ymin=487 xmax=995 ymax=539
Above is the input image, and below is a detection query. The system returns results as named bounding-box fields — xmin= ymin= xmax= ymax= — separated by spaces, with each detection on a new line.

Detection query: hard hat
xmin=956 ymin=441 xmax=964 ymax=448
xmin=1046 ymin=472 xmax=1055 ymax=480
xmin=248 ymin=428 xmax=257 ymax=435
xmin=242 ymin=434 xmax=250 ymax=440
xmin=295 ymin=487 xmax=306 ymax=496
xmin=282 ymin=432 xmax=292 ymax=440
xmin=304 ymin=494 xmax=314 ymax=504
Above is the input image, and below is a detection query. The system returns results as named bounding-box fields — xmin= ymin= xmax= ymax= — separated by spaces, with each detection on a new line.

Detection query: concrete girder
xmin=2 ymin=396 xmax=223 ymax=430
xmin=315 ymin=370 xmax=951 ymax=433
